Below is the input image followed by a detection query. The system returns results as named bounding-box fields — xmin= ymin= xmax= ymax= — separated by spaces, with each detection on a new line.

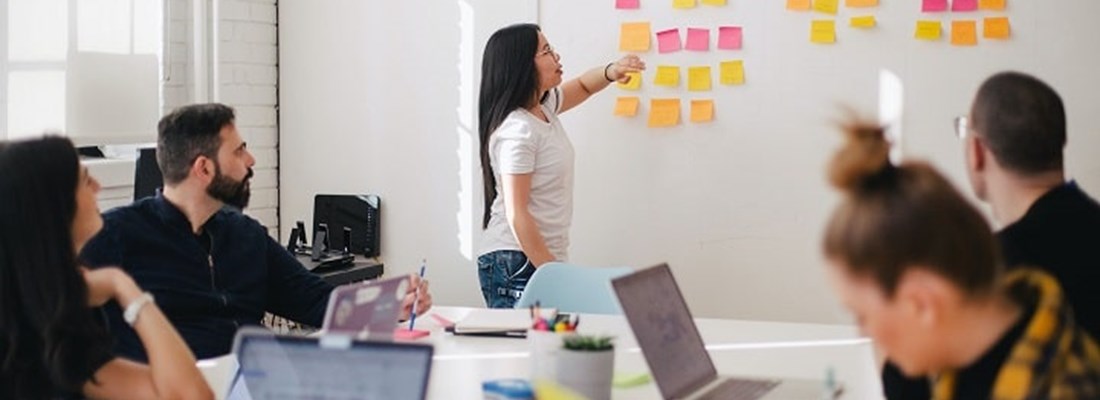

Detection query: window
xmin=2 ymin=0 xmax=163 ymax=144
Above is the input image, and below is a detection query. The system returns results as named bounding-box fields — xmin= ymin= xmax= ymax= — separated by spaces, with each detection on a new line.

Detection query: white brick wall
xmin=219 ymin=0 xmax=280 ymax=234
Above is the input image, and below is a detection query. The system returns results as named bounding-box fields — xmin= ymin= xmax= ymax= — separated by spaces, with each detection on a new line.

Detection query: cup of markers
xmin=527 ymin=302 xmax=579 ymax=382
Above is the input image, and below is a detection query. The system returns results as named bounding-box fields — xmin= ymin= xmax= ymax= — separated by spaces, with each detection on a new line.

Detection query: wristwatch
xmin=123 ymin=292 xmax=155 ymax=326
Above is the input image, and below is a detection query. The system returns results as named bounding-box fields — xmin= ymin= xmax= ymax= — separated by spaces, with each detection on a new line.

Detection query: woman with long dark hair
xmin=0 ymin=136 xmax=212 ymax=399
xmin=477 ymin=23 xmax=645 ymax=308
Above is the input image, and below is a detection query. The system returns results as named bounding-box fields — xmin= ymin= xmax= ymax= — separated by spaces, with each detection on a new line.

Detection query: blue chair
xmin=515 ymin=262 xmax=634 ymax=315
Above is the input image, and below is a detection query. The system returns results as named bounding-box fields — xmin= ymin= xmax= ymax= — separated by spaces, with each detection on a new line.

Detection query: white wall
xmin=279 ymin=1 xmax=1100 ymax=323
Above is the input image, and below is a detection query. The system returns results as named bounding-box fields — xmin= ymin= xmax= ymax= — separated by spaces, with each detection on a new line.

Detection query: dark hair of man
xmin=478 ymin=23 xmax=542 ymax=229
xmin=0 ymin=136 xmax=113 ymax=397
xmin=157 ymin=103 xmax=236 ymax=185
xmin=971 ymin=71 xmax=1066 ymax=175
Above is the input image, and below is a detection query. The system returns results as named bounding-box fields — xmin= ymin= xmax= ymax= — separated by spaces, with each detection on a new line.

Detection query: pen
xmin=408 ymin=259 xmax=426 ymax=331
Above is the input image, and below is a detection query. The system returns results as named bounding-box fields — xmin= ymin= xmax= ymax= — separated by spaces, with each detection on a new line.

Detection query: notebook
xmin=612 ymin=263 xmax=828 ymax=400
xmin=449 ymin=308 xmax=548 ymax=337
xmin=226 ymin=328 xmax=433 ymax=400
xmin=322 ymin=275 xmax=408 ymax=340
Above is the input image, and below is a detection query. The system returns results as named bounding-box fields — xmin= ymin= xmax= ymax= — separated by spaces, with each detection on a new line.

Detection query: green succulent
xmin=562 ymin=335 xmax=614 ymax=351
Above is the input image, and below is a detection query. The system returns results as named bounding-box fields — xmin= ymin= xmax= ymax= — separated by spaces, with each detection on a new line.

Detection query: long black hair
xmin=0 ymin=136 xmax=113 ymax=397
xmin=479 ymin=23 xmax=541 ymax=229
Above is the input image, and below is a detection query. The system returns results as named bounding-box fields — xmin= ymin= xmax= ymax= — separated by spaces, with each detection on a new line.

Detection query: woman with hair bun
xmin=821 ymin=119 xmax=1100 ymax=399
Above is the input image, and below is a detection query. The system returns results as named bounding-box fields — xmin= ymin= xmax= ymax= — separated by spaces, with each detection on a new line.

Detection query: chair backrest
xmin=515 ymin=262 xmax=634 ymax=315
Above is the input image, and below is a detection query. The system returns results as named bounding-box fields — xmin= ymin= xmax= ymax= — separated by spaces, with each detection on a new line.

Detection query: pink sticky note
xmin=717 ymin=26 xmax=743 ymax=50
xmin=685 ymin=28 xmax=710 ymax=51
xmin=657 ymin=28 xmax=682 ymax=53
xmin=951 ymin=0 xmax=977 ymax=11
xmin=922 ymin=0 xmax=947 ymax=12
xmin=616 ymin=0 xmax=640 ymax=9
xmin=395 ymin=328 xmax=430 ymax=340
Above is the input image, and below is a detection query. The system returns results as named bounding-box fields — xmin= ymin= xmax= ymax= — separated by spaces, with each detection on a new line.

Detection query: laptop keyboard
xmin=697 ymin=378 xmax=781 ymax=400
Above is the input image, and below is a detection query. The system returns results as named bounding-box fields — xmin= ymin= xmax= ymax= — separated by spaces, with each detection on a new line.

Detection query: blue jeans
xmin=477 ymin=250 xmax=535 ymax=308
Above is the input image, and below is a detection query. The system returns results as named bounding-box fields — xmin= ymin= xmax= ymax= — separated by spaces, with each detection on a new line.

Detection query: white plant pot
xmin=555 ymin=348 xmax=614 ymax=400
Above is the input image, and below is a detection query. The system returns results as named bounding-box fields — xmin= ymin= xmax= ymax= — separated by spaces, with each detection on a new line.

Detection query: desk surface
xmin=201 ymin=306 xmax=883 ymax=399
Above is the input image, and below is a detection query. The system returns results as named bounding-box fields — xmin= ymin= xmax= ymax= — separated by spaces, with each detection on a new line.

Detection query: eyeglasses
xmin=954 ymin=115 xmax=969 ymax=139
xmin=536 ymin=45 xmax=558 ymax=59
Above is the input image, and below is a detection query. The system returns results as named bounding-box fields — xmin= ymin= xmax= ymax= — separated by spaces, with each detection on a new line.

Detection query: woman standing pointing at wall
xmin=477 ymin=23 xmax=645 ymax=308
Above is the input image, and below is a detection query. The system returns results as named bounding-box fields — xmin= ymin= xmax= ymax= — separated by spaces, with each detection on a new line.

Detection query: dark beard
xmin=207 ymin=166 xmax=253 ymax=209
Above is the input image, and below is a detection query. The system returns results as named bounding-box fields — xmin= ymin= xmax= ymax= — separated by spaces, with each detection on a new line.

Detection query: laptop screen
xmin=229 ymin=332 xmax=433 ymax=399
xmin=612 ymin=263 xmax=717 ymax=398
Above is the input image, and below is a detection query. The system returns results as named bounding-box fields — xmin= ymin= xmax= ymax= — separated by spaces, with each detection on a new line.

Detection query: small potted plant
xmin=555 ymin=335 xmax=615 ymax=400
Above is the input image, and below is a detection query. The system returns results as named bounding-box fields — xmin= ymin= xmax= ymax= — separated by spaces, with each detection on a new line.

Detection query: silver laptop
xmin=322 ymin=275 xmax=408 ymax=340
xmin=227 ymin=328 xmax=433 ymax=400
xmin=612 ymin=263 xmax=828 ymax=400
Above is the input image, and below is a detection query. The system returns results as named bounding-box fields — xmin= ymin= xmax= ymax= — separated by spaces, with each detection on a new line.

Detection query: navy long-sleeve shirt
xmin=80 ymin=195 xmax=334 ymax=361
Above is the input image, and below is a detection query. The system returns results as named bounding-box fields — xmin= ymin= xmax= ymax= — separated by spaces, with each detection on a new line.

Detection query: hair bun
xmin=828 ymin=120 xmax=891 ymax=193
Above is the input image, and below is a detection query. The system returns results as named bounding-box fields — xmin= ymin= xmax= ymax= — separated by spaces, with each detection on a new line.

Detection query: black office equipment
xmin=133 ymin=147 xmax=163 ymax=201
xmin=313 ymin=194 xmax=380 ymax=257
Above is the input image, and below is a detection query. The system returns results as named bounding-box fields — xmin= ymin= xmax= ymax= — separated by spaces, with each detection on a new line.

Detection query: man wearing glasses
xmin=882 ymin=71 xmax=1100 ymax=400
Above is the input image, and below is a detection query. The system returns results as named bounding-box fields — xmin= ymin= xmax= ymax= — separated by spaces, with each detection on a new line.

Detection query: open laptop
xmin=612 ymin=263 xmax=828 ymax=400
xmin=322 ymin=275 xmax=408 ymax=340
xmin=227 ymin=328 xmax=433 ymax=400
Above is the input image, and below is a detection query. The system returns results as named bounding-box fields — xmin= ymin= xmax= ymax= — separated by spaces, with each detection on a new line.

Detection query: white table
xmin=200 ymin=306 xmax=883 ymax=399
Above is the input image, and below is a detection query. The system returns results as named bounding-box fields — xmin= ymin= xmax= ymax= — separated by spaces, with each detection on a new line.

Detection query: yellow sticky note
xmin=620 ymin=22 xmax=651 ymax=52
xmin=701 ymin=0 xmax=727 ymax=4
xmin=979 ymin=0 xmax=1005 ymax=10
xmin=618 ymin=72 xmax=642 ymax=90
xmin=850 ymin=15 xmax=876 ymax=28
xmin=673 ymin=0 xmax=697 ymax=9
xmin=811 ymin=20 xmax=836 ymax=44
xmin=813 ymin=0 xmax=839 ymax=14
xmin=984 ymin=17 xmax=1011 ymax=39
xmin=654 ymin=66 xmax=680 ymax=87
xmin=915 ymin=20 xmax=942 ymax=41
xmin=648 ymin=99 xmax=681 ymax=128
xmin=614 ymin=97 xmax=640 ymax=117
xmin=951 ymin=20 xmax=977 ymax=46
xmin=787 ymin=0 xmax=811 ymax=10
xmin=690 ymin=100 xmax=714 ymax=123
xmin=846 ymin=0 xmax=878 ymax=6
xmin=688 ymin=66 xmax=712 ymax=92
xmin=719 ymin=60 xmax=745 ymax=85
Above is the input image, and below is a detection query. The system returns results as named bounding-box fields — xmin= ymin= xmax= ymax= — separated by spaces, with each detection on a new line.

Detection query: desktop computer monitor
xmin=133 ymin=147 xmax=163 ymax=201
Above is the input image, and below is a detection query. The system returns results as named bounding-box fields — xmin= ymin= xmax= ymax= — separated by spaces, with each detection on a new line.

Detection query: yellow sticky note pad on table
xmin=951 ymin=20 xmax=977 ymax=46
xmin=846 ymin=0 xmax=878 ymax=7
xmin=688 ymin=66 xmax=712 ymax=91
xmin=719 ymin=60 xmax=745 ymax=85
xmin=618 ymin=72 xmax=642 ymax=90
xmin=620 ymin=22 xmax=651 ymax=52
xmin=690 ymin=100 xmax=715 ymax=123
xmin=654 ymin=66 xmax=680 ymax=87
xmin=673 ymin=0 xmax=697 ymax=9
xmin=787 ymin=0 xmax=811 ymax=10
xmin=701 ymin=0 xmax=727 ymax=5
xmin=614 ymin=97 xmax=640 ymax=117
xmin=811 ymin=20 xmax=836 ymax=44
xmin=850 ymin=15 xmax=876 ymax=28
xmin=648 ymin=99 xmax=681 ymax=128
xmin=915 ymin=20 xmax=942 ymax=41
xmin=984 ymin=17 xmax=1010 ymax=39
xmin=813 ymin=0 xmax=839 ymax=14
xmin=979 ymin=0 xmax=1005 ymax=10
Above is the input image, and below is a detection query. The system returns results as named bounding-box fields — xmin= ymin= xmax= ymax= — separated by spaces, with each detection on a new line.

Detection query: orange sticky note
xmin=673 ymin=0 xmax=697 ymax=9
xmin=979 ymin=0 xmax=1005 ymax=10
xmin=654 ymin=65 xmax=680 ymax=87
xmin=846 ymin=0 xmax=878 ymax=7
xmin=983 ymin=17 xmax=1011 ymax=39
xmin=811 ymin=20 xmax=836 ymax=44
xmin=951 ymin=20 xmax=977 ymax=46
xmin=813 ymin=0 xmax=839 ymax=14
xmin=719 ymin=60 xmax=745 ymax=85
xmin=915 ymin=20 xmax=942 ymax=41
xmin=690 ymin=100 xmax=714 ymax=123
xmin=614 ymin=97 xmax=640 ymax=117
xmin=687 ymin=66 xmax=712 ymax=91
xmin=787 ymin=0 xmax=811 ymax=11
xmin=620 ymin=22 xmax=651 ymax=52
xmin=850 ymin=16 xmax=876 ymax=28
xmin=648 ymin=99 xmax=681 ymax=128
xmin=618 ymin=72 xmax=642 ymax=90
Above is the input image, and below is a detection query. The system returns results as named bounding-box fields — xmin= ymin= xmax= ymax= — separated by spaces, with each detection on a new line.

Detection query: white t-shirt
xmin=479 ymin=87 xmax=574 ymax=261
